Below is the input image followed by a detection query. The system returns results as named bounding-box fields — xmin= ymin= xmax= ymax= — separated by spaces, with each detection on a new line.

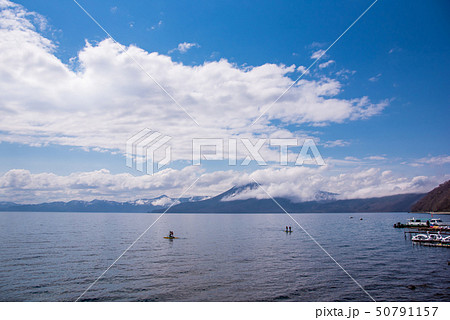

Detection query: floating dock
xmin=404 ymin=230 xmax=450 ymax=236
xmin=412 ymin=241 xmax=450 ymax=248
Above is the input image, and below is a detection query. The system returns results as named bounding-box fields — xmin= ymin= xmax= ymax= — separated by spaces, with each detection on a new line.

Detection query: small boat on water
xmin=430 ymin=218 xmax=445 ymax=226
xmin=411 ymin=233 xmax=429 ymax=241
xmin=427 ymin=232 xmax=443 ymax=242
xmin=412 ymin=232 xmax=443 ymax=243
xmin=165 ymin=230 xmax=178 ymax=239
xmin=406 ymin=218 xmax=428 ymax=227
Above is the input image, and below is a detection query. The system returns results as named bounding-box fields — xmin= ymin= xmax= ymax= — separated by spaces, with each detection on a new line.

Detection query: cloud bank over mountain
xmin=0 ymin=166 xmax=445 ymax=204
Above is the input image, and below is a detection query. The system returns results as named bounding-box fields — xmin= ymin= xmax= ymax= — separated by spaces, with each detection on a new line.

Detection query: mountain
xmin=154 ymin=183 xmax=425 ymax=213
xmin=0 ymin=196 xmax=206 ymax=213
xmin=0 ymin=201 xmax=17 ymax=206
xmin=0 ymin=183 xmax=428 ymax=213
xmin=411 ymin=180 xmax=450 ymax=213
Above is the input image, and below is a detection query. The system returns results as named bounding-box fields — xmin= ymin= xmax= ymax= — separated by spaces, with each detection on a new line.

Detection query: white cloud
xmin=323 ymin=139 xmax=350 ymax=148
xmin=318 ymin=60 xmax=335 ymax=69
xmin=369 ymin=73 xmax=382 ymax=82
xmin=310 ymin=42 xmax=326 ymax=49
xmin=150 ymin=20 xmax=162 ymax=30
xmin=234 ymin=167 xmax=445 ymax=202
xmin=408 ymin=163 xmax=423 ymax=168
xmin=335 ymin=69 xmax=356 ymax=79
xmin=311 ymin=49 xmax=326 ymax=60
xmin=415 ymin=155 xmax=450 ymax=166
xmin=0 ymin=2 xmax=388 ymax=164
xmin=297 ymin=65 xmax=309 ymax=74
xmin=151 ymin=196 xmax=180 ymax=207
xmin=0 ymin=167 xmax=201 ymax=203
xmin=388 ymin=47 xmax=401 ymax=54
xmin=169 ymin=41 xmax=199 ymax=54
xmin=365 ymin=155 xmax=386 ymax=160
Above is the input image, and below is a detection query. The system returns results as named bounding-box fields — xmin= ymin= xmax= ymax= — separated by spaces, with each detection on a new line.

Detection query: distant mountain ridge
xmin=411 ymin=180 xmax=450 ymax=213
xmin=0 ymin=196 xmax=207 ymax=213
xmin=154 ymin=183 xmax=425 ymax=213
xmin=0 ymin=183 xmax=428 ymax=213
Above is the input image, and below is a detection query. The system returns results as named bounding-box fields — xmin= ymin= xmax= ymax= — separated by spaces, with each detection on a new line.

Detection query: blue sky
xmin=0 ymin=0 xmax=449 ymax=203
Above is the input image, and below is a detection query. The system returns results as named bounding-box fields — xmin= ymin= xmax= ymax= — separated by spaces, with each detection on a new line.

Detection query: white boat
xmin=427 ymin=232 xmax=443 ymax=242
xmin=429 ymin=218 xmax=446 ymax=226
xmin=406 ymin=218 xmax=428 ymax=227
xmin=441 ymin=236 xmax=450 ymax=243
xmin=412 ymin=232 xmax=443 ymax=243
xmin=411 ymin=233 xmax=429 ymax=241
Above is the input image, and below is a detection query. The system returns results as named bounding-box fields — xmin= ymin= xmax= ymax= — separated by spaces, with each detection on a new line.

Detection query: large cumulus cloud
xmin=0 ymin=0 xmax=388 ymax=162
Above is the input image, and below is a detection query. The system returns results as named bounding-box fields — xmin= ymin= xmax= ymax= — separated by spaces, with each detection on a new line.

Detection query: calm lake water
xmin=0 ymin=212 xmax=449 ymax=302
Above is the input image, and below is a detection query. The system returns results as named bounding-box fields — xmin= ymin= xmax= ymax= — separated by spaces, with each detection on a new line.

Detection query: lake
xmin=0 ymin=212 xmax=449 ymax=301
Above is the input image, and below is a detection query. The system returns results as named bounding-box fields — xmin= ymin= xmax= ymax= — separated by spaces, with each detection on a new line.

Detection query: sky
xmin=0 ymin=0 xmax=449 ymax=203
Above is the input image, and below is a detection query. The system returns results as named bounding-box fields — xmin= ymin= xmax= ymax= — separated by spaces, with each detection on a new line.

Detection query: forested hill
xmin=411 ymin=180 xmax=450 ymax=213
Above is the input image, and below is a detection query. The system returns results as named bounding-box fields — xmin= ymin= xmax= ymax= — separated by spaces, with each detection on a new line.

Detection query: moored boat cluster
xmin=394 ymin=217 xmax=450 ymax=248
xmin=393 ymin=218 xmax=447 ymax=229
xmin=411 ymin=231 xmax=450 ymax=247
